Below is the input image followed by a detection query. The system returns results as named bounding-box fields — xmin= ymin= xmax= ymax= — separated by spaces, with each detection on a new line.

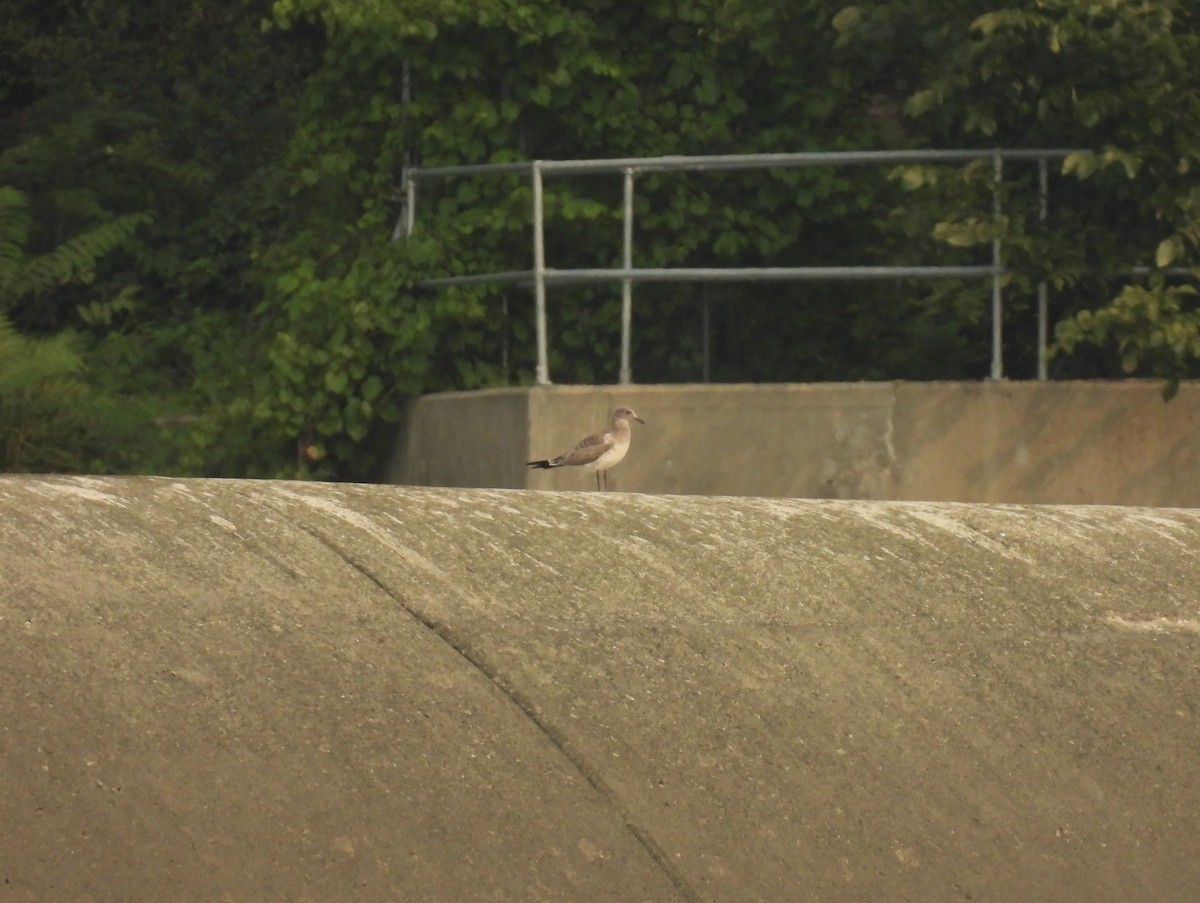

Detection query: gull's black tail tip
xmin=526 ymin=459 xmax=554 ymax=469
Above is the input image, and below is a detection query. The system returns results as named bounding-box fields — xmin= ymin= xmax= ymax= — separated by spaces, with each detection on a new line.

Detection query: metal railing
xmin=399 ymin=149 xmax=1082 ymax=385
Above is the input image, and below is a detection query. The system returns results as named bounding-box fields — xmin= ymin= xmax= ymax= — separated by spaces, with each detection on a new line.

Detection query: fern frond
xmin=13 ymin=211 xmax=152 ymax=299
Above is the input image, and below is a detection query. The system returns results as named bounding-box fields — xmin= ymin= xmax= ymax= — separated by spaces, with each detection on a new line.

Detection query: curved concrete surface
xmin=2 ymin=476 xmax=1199 ymax=902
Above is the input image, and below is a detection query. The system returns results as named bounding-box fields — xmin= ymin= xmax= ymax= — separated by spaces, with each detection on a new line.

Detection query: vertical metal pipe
xmin=620 ymin=167 xmax=634 ymax=385
xmin=1037 ymin=157 xmax=1049 ymax=382
xmin=532 ymin=163 xmax=550 ymax=385
xmin=404 ymin=175 xmax=416 ymax=237
xmin=991 ymin=153 xmax=1004 ymax=381
xmin=391 ymin=59 xmax=415 ymax=241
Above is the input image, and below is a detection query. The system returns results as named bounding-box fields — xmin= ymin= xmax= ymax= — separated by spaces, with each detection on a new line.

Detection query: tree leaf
xmin=1156 ymin=237 xmax=1178 ymax=268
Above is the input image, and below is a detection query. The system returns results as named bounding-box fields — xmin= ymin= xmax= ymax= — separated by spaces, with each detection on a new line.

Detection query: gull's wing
xmin=555 ymin=430 xmax=615 ymax=467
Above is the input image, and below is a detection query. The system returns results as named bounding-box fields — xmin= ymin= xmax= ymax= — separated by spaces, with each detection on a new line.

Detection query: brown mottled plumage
xmin=526 ymin=406 xmax=646 ymax=490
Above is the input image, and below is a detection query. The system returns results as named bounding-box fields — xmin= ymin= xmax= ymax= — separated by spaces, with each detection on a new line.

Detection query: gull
xmin=526 ymin=406 xmax=646 ymax=491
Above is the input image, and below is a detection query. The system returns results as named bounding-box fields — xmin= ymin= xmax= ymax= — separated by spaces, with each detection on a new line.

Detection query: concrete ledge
xmin=387 ymin=382 xmax=1200 ymax=505
xmin=3 ymin=476 xmax=1200 ymax=901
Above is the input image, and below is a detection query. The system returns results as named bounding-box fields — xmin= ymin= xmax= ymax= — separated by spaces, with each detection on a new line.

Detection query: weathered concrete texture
xmin=387 ymin=381 xmax=1200 ymax=505
xmin=3 ymin=476 xmax=1200 ymax=902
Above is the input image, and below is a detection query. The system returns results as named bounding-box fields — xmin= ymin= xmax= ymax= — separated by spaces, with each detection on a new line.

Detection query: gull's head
xmin=613 ymin=406 xmax=645 ymax=426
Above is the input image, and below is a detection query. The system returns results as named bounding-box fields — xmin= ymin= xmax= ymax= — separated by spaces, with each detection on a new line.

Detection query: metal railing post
xmin=1037 ymin=157 xmax=1049 ymax=382
xmin=405 ymin=172 xmax=416 ymax=237
xmin=532 ymin=162 xmax=550 ymax=385
xmin=392 ymin=168 xmax=417 ymax=240
xmin=991 ymin=153 xmax=1004 ymax=380
xmin=620 ymin=167 xmax=635 ymax=385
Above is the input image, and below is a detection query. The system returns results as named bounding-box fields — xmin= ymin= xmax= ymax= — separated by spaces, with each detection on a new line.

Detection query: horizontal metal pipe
xmin=1129 ymin=266 xmax=1198 ymax=277
xmin=554 ymin=265 xmax=996 ymax=282
xmin=421 ymin=263 xmax=1197 ymax=289
xmin=409 ymin=149 xmax=1084 ymax=180
xmin=546 ymin=266 xmax=997 ymax=282
xmin=421 ymin=265 xmax=996 ymax=288
xmin=421 ymin=270 xmax=534 ymax=287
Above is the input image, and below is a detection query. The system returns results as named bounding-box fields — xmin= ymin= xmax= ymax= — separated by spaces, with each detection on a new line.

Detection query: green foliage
xmin=1053 ymin=278 xmax=1200 ymax=399
xmin=0 ymin=314 xmax=82 ymax=393
xmin=2 ymin=0 xmax=321 ymax=473
xmin=262 ymin=0 xmax=929 ymax=401
xmin=836 ymin=0 xmax=1200 ymax=386
xmin=0 ymin=186 xmax=150 ymax=306
xmin=6 ymin=0 xmax=1200 ymax=479
xmin=250 ymin=233 xmax=500 ymax=478
xmin=0 ymin=186 xmax=149 ymax=471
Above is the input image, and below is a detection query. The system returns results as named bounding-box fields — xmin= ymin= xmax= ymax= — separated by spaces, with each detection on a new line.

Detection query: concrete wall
xmin=386 ymin=381 xmax=1200 ymax=505
xmin=4 ymin=476 xmax=1200 ymax=901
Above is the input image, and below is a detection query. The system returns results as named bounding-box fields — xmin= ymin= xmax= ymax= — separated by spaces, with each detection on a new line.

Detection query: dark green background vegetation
xmin=2 ymin=0 xmax=1198 ymax=478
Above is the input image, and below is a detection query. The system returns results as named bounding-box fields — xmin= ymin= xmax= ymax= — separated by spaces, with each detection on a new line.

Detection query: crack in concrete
xmin=291 ymin=517 xmax=701 ymax=903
